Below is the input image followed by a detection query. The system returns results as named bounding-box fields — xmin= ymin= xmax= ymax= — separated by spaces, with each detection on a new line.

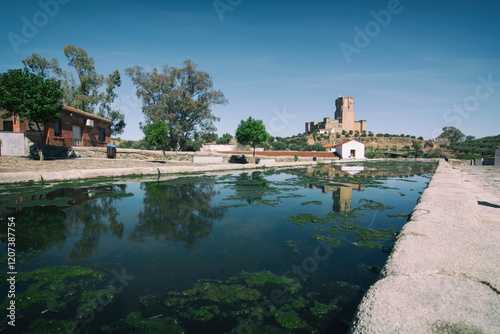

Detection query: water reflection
xmin=0 ymin=206 xmax=68 ymax=252
xmin=65 ymin=195 xmax=125 ymax=259
xmin=130 ymin=180 xmax=227 ymax=248
xmin=0 ymin=184 xmax=129 ymax=259
xmin=304 ymin=166 xmax=365 ymax=212
xmin=301 ymin=162 xmax=435 ymax=213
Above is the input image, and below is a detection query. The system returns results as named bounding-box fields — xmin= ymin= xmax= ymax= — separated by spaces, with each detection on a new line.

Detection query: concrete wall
xmin=496 ymin=147 xmax=500 ymax=166
xmin=350 ymin=161 xmax=500 ymax=333
xmin=0 ymin=132 xmax=25 ymax=155
xmin=201 ymin=144 xmax=237 ymax=152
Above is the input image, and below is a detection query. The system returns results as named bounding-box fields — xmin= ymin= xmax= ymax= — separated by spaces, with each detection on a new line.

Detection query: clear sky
xmin=1 ymin=0 xmax=499 ymax=140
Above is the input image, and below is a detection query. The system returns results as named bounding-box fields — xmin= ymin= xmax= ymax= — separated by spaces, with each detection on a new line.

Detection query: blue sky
xmin=1 ymin=0 xmax=499 ymax=140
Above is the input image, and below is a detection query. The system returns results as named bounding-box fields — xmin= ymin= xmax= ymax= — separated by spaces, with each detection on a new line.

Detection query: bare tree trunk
xmin=36 ymin=124 xmax=45 ymax=161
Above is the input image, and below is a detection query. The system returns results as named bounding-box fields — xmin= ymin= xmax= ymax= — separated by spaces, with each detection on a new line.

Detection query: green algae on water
xmin=300 ymin=201 xmax=322 ymax=206
xmin=283 ymin=213 xmax=329 ymax=226
xmin=117 ymin=312 xmax=183 ymax=334
xmin=26 ymin=318 xmax=78 ymax=334
xmin=313 ymin=235 xmax=341 ymax=245
xmin=272 ymin=307 xmax=308 ymax=329
xmin=127 ymin=270 xmax=339 ymax=333
xmin=285 ymin=240 xmax=301 ymax=254
xmin=0 ymin=265 xmax=109 ymax=332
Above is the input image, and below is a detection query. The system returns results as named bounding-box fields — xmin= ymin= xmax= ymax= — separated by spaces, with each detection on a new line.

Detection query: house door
xmin=350 ymin=149 xmax=356 ymax=158
xmin=72 ymin=126 xmax=81 ymax=146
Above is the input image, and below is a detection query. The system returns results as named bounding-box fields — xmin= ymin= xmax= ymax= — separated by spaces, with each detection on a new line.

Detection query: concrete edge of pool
xmin=349 ymin=160 xmax=500 ymax=333
xmin=0 ymin=161 xmax=320 ymax=184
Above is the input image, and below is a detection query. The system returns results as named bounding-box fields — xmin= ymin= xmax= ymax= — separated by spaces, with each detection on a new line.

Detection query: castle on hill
xmin=305 ymin=96 xmax=367 ymax=134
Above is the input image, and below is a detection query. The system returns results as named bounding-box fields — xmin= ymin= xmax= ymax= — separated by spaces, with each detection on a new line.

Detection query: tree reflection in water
xmin=0 ymin=206 xmax=68 ymax=252
xmin=129 ymin=180 xmax=227 ymax=248
xmin=64 ymin=185 xmax=127 ymax=259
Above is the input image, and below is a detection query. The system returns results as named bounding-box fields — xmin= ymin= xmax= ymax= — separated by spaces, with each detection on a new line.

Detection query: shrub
xmin=184 ymin=140 xmax=204 ymax=152
xmin=216 ymin=133 xmax=233 ymax=145
xmin=229 ymin=155 xmax=248 ymax=164
xmin=425 ymin=148 xmax=443 ymax=158
xmin=117 ymin=140 xmax=133 ymax=148
xmin=294 ymin=154 xmax=299 ymax=162
xmin=272 ymin=141 xmax=288 ymax=150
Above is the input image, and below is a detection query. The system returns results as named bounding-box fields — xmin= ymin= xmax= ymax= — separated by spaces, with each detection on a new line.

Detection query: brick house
xmin=1 ymin=105 xmax=112 ymax=148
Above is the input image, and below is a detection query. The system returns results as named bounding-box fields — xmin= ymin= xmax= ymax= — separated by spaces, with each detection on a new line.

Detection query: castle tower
xmin=335 ymin=96 xmax=355 ymax=132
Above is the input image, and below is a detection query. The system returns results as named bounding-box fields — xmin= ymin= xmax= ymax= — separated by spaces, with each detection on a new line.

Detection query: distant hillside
xmin=267 ymin=132 xmax=451 ymax=157
xmin=445 ymin=135 xmax=500 ymax=158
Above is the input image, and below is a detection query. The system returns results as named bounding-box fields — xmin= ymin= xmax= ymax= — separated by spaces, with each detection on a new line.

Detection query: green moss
xmin=388 ymin=213 xmax=409 ymax=218
xmin=285 ymin=240 xmax=300 ymax=254
xmin=313 ymin=235 xmax=341 ymax=244
xmin=272 ymin=308 xmax=307 ymax=329
xmin=180 ymin=305 xmax=220 ymax=321
xmin=356 ymin=227 xmax=396 ymax=242
xmin=0 ymin=265 xmax=111 ymax=332
xmin=79 ymin=288 xmax=116 ymax=312
xmin=291 ymin=296 xmax=307 ymax=310
xmin=135 ymin=270 xmax=340 ymax=333
xmin=202 ymin=283 xmax=261 ymax=302
xmin=26 ymin=318 xmax=78 ymax=334
xmin=357 ymin=199 xmax=395 ymax=211
xmin=240 ymin=270 xmax=301 ymax=294
xmin=339 ymin=220 xmax=359 ymax=231
xmin=283 ymin=213 xmax=329 ymax=226
xmin=124 ymin=312 xmax=183 ymax=334
xmin=221 ymin=203 xmax=249 ymax=208
xmin=310 ymin=302 xmax=337 ymax=317
xmin=300 ymin=201 xmax=322 ymax=206
xmin=10 ymin=266 xmax=103 ymax=312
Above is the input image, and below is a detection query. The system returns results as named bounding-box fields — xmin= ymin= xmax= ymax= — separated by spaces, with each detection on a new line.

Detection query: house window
xmin=98 ymin=127 xmax=106 ymax=142
xmin=3 ymin=121 xmax=13 ymax=131
xmin=53 ymin=118 xmax=62 ymax=137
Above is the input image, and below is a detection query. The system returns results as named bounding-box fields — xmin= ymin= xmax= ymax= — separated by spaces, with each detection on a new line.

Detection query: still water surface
xmin=0 ymin=161 xmax=437 ymax=333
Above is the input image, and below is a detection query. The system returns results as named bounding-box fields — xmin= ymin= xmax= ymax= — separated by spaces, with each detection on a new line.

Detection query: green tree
xmin=126 ymin=60 xmax=227 ymax=151
xmin=0 ymin=69 xmax=62 ymax=160
xmin=412 ymin=140 xmax=423 ymax=157
xmin=143 ymin=121 xmax=169 ymax=156
xmin=216 ymin=133 xmax=233 ymax=145
xmin=437 ymin=126 xmax=465 ymax=143
xmin=465 ymin=135 xmax=476 ymax=141
xmin=22 ymin=46 xmax=126 ymax=135
xmin=202 ymin=132 xmax=218 ymax=143
xmin=235 ymin=116 xmax=270 ymax=158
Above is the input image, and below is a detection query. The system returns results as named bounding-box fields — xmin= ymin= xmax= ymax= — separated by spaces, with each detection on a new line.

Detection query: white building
xmin=324 ymin=139 xmax=365 ymax=159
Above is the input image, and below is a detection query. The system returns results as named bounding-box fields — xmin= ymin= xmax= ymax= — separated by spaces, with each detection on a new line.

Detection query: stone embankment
xmin=0 ymin=155 xmax=318 ymax=185
xmin=350 ymin=161 xmax=500 ymax=333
